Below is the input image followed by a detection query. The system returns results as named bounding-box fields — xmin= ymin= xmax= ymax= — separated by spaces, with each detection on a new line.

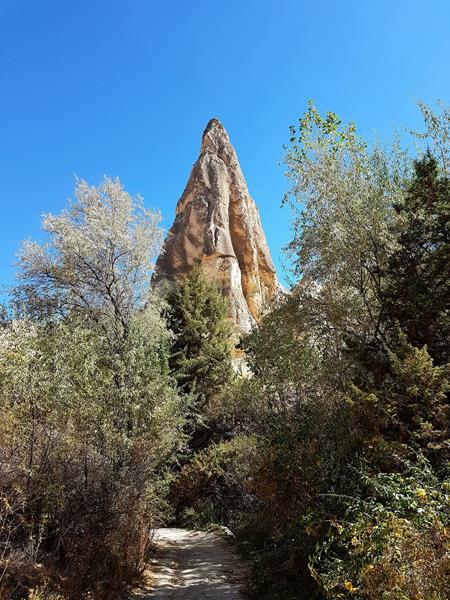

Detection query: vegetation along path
xmin=128 ymin=528 xmax=248 ymax=599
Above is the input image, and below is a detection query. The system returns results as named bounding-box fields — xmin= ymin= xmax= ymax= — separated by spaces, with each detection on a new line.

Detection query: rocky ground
xmin=127 ymin=528 xmax=248 ymax=599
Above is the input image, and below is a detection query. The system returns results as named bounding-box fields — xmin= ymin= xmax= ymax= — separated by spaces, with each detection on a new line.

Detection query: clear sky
xmin=1 ymin=0 xmax=449 ymax=292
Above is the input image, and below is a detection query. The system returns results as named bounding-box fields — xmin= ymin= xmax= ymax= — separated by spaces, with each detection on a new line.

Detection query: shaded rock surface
xmin=154 ymin=118 xmax=278 ymax=331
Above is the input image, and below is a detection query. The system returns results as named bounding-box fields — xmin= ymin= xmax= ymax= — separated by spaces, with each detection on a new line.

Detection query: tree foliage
xmin=383 ymin=153 xmax=450 ymax=363
xmin=165 ymin=264 xmax=234 ymax=408
xmin=15 ymin=177 xmax=162 ymax=346
xmin=1 ymin=179 xmax=185 ymax=599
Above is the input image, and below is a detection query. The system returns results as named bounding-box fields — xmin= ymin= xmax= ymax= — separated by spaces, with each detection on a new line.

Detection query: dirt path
xmin=128 ymin=528 xmax=247 ymax=599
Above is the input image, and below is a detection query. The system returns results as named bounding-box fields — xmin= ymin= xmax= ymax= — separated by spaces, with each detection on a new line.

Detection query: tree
xmin=283 ymin=101 xmax=409 ymax=384
xmin=2 ymin=176 xmax=186 ymax=598
xmin=15 ymin=177 xmax=163 ymax=346
xmin=413 ymin=100 xmax=450 ymax=176
xmin=350 ymin=332 xmax=450 ymax=465
xmin=383 ymin=152 xmax=450 ymax=364
xmin=164 ymin=265 xmax=234 ymax=428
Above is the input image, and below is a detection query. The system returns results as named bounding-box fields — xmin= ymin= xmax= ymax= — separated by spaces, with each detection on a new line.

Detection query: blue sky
xmin=1 ymin=0 xmax=449 ymax=292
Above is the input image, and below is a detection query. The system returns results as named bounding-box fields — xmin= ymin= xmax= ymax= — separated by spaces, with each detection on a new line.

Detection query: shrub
xmin=0 ymin=315 xmax=184 ymax=598
xmin=173 ymin=436 xmax=258 ymax=530
xmin=310 ymin=459 xmax=450 ymax=599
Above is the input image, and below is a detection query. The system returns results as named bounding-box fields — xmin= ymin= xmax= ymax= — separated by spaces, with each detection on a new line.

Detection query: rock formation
xmin=154 ymin=118 xmax=278 ymax=331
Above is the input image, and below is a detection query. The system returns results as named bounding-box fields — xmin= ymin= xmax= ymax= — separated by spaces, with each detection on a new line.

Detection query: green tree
xmin=350 ymin=332 xmax=450 ymax=465
xmin=1 ymin=177 xmax=186 ymax=598
xmin=283 ymin=101 xmax=409 ymax=385
xmin=164 ymin=265 xmax=234 ymax=442
xmin=383 ymin=152 xmax=450 ymax=364
xmin=15 ymin=176 xmax=163 ymax=348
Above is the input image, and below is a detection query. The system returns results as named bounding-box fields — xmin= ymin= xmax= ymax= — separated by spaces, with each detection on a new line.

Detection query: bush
xmin=172 ymin=436 xmax=258 ymax=530
xmin=0 ymin=315 xmax=184 ymax=599
xmin=311 ymin=459 xmax=450 ymax=599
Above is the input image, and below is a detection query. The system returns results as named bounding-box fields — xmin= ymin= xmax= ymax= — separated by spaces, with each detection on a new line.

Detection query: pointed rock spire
xmin=154 ymin=118 xmax=278 ymax=331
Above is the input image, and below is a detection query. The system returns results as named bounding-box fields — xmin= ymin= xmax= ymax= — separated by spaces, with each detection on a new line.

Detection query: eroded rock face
xmin=154 ymin=118 xmax=278 ymax=331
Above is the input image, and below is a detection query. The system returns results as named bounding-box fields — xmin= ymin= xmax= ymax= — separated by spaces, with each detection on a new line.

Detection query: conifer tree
xmin=383 ymin=152 xmax=450 ymax=363
xmin=165 ymin=264 xmax=234 ymax=410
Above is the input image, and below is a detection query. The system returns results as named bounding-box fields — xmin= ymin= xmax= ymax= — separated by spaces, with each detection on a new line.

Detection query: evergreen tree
xmin=383 ymin=152 xmax=450 ymax=363
xmin=165 ymin=264 xmax=234 ymax=412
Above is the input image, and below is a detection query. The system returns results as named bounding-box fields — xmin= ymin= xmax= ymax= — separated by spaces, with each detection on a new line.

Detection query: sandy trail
xmin=128 ymin=528 xmax=247 ymax=599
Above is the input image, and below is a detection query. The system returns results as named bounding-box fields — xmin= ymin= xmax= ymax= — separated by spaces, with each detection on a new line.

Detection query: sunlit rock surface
xmin=154 ymin=118 xmax=278 ymax=331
